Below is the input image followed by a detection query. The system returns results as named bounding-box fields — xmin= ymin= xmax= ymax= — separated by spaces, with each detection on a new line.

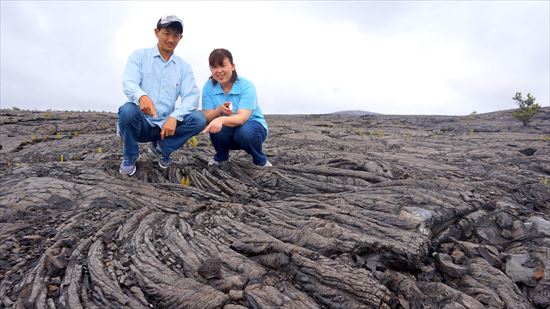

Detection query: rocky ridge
xmin=0 ymin=107 xmax=549 ymax=308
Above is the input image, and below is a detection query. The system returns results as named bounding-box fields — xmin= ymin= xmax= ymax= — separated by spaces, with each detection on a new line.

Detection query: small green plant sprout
xmin=188 ymin=136 xmax=198 ymax=147
xmin=31 ymin=134 xmax=36 ymax=142
xmin=540 ymin=176 xmax=549 ymax=186
xmin=377 ymin=129 xmax=383 ymax=138
xmin=72 ymin=131 xmax=79 ymax=136
xmin=181 ymin=176 xmax=190 ymax=186
xmin=98 ymin=147 xmax=103 ymax=154
xmin=55 ymin=132 xmax=61 ymax=140
xmin=59 ymin=154 xmax=64 ymax=162
xmin=512 ymin=92 xmax=541 ymax=126
xmin=541 ymin=135 xmax=550 ymax=142
xmin=468 ymin=128 xmax=475 ymax=135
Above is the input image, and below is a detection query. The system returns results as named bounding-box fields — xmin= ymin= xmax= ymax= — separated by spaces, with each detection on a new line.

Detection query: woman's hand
xmin=203 ymin=117 xmax=224 ymax=133
xmin=204 ymin=108 xmax=252 ymax=133
xmin=217 ymin=102 xmax=233 ymax=116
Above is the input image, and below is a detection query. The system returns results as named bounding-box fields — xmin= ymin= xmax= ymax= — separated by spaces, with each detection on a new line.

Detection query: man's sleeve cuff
xmin=134 ymin=91 xmax=147 ymax=104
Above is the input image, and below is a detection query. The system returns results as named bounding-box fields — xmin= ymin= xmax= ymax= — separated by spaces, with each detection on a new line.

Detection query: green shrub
xmin=512 ymin=92 xmax=541 ymax=126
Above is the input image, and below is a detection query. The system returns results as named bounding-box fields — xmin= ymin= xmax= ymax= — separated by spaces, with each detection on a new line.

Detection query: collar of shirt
xmin=152 ymin=45 xmax=176 ymax=64
xmin=214 ymin=78 xmax=242 ymax=95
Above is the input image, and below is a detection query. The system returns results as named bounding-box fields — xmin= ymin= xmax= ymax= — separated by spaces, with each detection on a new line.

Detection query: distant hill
xmin=331 ymin=110 xmax=381 ymax=116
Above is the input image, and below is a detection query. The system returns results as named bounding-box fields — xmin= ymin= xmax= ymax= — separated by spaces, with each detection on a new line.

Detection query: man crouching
xmin=118 ymin=15 xmax=205 ymax=176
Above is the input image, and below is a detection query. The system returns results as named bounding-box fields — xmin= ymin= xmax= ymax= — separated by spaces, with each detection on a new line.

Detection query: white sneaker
xmin=119 ymin=160 xmax=136 ymax=176
xmin=208 ymin=158 xmax=221 ymax=166
xmin=262 ymin=160 xmax=273 ymax=167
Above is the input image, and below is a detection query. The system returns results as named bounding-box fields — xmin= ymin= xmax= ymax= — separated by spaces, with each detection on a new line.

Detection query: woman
xmin=202 ymin=48 xmax=271 ymax=167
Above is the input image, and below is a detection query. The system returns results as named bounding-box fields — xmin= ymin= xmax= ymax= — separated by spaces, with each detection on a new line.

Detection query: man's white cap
xmin=157 ymin=15 xmax=183 ymax=33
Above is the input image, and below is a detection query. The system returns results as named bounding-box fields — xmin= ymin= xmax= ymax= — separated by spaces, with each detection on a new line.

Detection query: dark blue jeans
xmin=118 ymin=102 xmax=206 ymax=162
xmin=210 ymin=120 xmax=268 ymax=166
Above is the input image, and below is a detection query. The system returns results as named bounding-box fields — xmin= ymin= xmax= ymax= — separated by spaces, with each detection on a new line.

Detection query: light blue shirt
xmin=122 ymin=45 xmax=200 ymax=127
xmin=202 ymin=77 xmax=268 ymax=131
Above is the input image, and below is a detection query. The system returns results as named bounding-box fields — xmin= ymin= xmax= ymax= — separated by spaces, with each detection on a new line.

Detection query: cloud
xmin=1 ymin=1 xmax=128 ymax=111
xmin=278 ymin=1 xmax=549 ymax=114
xmin=1 ymin=1 xmax=548 ymax=115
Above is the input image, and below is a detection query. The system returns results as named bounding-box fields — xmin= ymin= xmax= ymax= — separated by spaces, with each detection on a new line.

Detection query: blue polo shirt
xmin=122 ymin=45 xmax=200 ymax=128
xmin=201 ymin=77 xmax=268 ymax=131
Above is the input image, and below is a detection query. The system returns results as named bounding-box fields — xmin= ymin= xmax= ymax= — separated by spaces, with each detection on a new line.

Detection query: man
xmin=118 ymin=15 xmax=205 ymax=176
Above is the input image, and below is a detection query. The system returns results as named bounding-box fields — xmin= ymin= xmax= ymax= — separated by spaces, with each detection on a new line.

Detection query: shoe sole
xmin=208 ymin=159 xmax=222 ymax=166
xmin=158 ymin=162 xmax=170 ymax=169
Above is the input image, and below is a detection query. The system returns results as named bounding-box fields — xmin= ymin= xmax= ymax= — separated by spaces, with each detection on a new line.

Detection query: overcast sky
xmin=1 ymin=1 xmax=548 ymax=115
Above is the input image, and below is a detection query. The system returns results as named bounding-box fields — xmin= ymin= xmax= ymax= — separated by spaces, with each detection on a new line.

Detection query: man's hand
xmin=203 ymin=117 xmax=223 ymax=134
xmin=139 ymin=95 xmax=157 ymax=118
xmin=160 ymin=117 xmax=177 ymax=140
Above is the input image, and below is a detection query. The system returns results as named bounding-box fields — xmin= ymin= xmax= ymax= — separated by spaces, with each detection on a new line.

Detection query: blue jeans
xmin=209 ymin=120 xmax=268 ymax=166
xmin=118 ymin=102 xmax=206 ymax=162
